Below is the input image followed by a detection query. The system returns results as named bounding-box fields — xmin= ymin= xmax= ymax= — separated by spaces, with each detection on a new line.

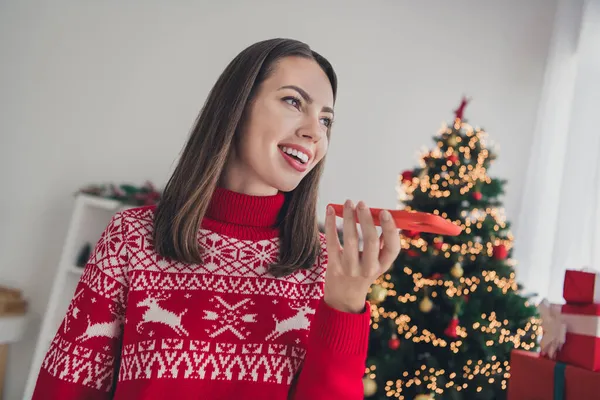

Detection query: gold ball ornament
xmin=419 ymin=296 xmax=433 ymax=313
xmin=450 ymin=262 xmax=464 ymax=278
xmin=414 ymin=394 xmax=434 ymax=400
xmin=369 ymin=284 xmax=388 ymax=303
xmin=447 ymin=134 xmax=458 ymax=147
xmin=363 ymin=376 xmax=378 ymax=397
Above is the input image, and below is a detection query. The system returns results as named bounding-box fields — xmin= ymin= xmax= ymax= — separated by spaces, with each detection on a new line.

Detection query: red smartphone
xmin=328 ymin=204 xmax=462 ymax=236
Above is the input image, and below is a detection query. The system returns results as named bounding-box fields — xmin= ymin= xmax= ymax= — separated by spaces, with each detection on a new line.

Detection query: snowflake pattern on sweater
xmin=33 ymin=198 xmax=371 ymax=400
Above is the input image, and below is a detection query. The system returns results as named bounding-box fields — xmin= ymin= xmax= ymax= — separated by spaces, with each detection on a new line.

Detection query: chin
xmin=267 ymin=174 xmax=305 ymax=193
xmin=274 ymin=180 xmax=302 ymax=193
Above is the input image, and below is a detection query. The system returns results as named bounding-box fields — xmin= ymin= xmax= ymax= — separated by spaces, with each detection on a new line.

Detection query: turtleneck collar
xmin=201 ymin=187 xmax=285 ymax=240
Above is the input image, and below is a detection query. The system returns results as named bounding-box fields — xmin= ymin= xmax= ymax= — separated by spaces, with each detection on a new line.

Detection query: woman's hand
xmin=323 ymin=200 xmax=401 ymax=313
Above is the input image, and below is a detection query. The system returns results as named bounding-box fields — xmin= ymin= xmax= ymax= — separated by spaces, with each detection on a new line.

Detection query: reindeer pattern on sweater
xmin=39 ymin=206 xmax=328 ymax=395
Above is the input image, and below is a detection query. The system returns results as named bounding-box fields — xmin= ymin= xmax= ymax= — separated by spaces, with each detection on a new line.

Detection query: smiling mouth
xmin=278 ymin=146 xmax=309 ymax=164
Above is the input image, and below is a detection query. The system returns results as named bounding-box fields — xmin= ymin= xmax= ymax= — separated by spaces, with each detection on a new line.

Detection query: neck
xmin=201 ymin=186 xmax=285 ymax=240
xmin=219 ymin=157 xmax=279 ymax=197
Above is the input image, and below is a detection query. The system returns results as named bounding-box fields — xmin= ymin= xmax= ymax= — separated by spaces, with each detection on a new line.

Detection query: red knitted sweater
xmin=32 ymin=188 xmax=371 ymax=399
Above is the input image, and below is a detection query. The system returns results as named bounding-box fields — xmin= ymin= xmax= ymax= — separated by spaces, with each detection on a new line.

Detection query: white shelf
xmin=76 ymin=193 xmax=123 ymax=211
xmin=67 ymin=265 xmax=85 ymax=276
xmin=0 ymin=315 xmax=28 ymax=344
xmin=24 ymin=193 xmax=128 ymax=399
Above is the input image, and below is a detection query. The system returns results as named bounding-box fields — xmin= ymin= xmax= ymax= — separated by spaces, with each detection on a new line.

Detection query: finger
xmin=378 ymin=210 xmax=401 ymax=268
xmin=324 ymin=205 xmax=342 ymax=266
xmin=342 ymin=199 xmax=359 ymax=261
xmin=356 ymin=201 xmax=379 ymax=265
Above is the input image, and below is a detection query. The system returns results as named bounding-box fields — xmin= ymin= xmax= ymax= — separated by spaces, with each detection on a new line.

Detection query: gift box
xmin=563 ymin=269 xmax=600 ymax=304
xmin=556 ymin=303 xmax=600 ymax=371
xmin=507 ymin=349 xmax=600 ymax=400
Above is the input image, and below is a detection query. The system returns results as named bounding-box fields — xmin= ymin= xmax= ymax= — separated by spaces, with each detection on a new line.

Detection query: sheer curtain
xmin=514 ymin=0 xmax=600 ymax=303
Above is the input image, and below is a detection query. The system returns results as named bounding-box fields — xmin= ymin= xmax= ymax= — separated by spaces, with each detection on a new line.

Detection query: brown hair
xmin=153 ymin=38 xmax=337 ymax=277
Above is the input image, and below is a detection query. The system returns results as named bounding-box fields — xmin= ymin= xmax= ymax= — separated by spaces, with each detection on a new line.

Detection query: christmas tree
xmin=362 ymin=99 xmax=541 ymax=400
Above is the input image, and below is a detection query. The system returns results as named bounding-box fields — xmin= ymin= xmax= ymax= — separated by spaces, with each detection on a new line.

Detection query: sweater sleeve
xmin=32 ymin=212 xmax=129 ymax=400
xmin=290 ymin=298 xmax=371 ymax=399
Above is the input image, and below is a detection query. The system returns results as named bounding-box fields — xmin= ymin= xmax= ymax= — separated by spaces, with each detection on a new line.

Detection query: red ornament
xmin=472 ymin=191 xmax=482 ymax=201
xmin=433 ymin=241 xmax=444 ymax=250
xmin=431 ymin=273 xmax=443 ymax=280
xmin=407 ymin=249 xmax=419 ymax=257
xmin=388 ymin=335 xmax=401 ymax=350
xmin=401 ymin=170 xmax=413 ymax=183
xmin=493 ymin=244 xmax=508 ymax=260
xmin=447 ymin=154 xmax=459 ymax=164
xmin=463 ymin=295 xmax=470 ymax=303
xmin=454 ymin=96 xmax=470 ymax=120
xmin=444 ymin=316 xmax=460 ymax=338
xmin=403 ymin=230 xmax=420 ymax=239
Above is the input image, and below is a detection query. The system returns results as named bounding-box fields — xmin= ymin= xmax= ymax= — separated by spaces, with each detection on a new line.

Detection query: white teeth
xmin=280 ymin=146 xmax=309 ymax=164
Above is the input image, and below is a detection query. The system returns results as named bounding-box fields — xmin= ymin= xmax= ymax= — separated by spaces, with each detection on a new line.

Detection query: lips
xmin=279 ymin=147 xmax=309 ymax=172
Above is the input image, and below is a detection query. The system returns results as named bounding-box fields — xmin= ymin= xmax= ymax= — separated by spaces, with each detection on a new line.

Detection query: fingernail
xmin=345 ymin=199 xmax=353 ymax=209
xmin=357 ymin=201 xmax=366 ymax=210
xmin=380 ymin=210 xmax=391 ymax=221
xmin=327 ymin=205 xmax=334 ymax=215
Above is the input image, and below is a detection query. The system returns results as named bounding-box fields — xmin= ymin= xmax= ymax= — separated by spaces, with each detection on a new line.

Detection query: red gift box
xmin=563 ymin=269 xmax=600 ymax=304
xmin=556 ymin=303 xmax=600 ymax=371
xmin=507 ymin=349 xmax=600 ymax=399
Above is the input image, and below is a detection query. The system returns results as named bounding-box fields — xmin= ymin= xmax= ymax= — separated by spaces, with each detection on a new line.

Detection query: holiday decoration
xmin=369 ymin=285 xmax=388 ymax=304
xmin=419 ymin=296 xmax=433 ymax=313
xmin=563 ymin=268 xmax=600 ymax=303
xmin=444 ymin=315 xmax=460 ymax=338
xmin=78 ymin=181 xmax=162 ymax=206
xmin=363 ymin=376 xmax=378 ymax=397
xmin=450 ymin=262 xmax=464 ymax=278
xmin=507 ymin=349 xmax=600 ymax=399
xmin=406 ymin=249 xmax=419 ymax=257
xmin=538 ymin=299 xmax=566 ymax=359
xmin=401 ymin=170 xmax=414 ymax=183
xmin=556 ymin=303 xmax=600 ymax=371
xmin=404 ymin=230 xmax=420 ymax=239
xmin=414 ymin=394 xmax=434 ymax=400
xmin=388 ymin=334 xmax=401 ymax=350
xmin=446 ymin=154 xmax=458 ymax=164
xmin=453 ymin=96 xmax=469 ymax=120
xmin=492 ymin=244 xmax=508 ymax=260
xmin=447 ymin=134 xmax=458 ymax=148
xmin=363 ymin=98 xmax=539 ymax=399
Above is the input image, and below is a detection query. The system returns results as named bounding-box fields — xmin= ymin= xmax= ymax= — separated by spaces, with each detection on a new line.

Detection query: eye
xmin=283 ymin=96 xmax=302 ymax=110
xmin=320 ymin=117 xmax=333 ymax=128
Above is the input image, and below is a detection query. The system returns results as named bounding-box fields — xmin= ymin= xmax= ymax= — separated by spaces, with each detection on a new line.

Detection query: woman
xmin=32 ymin=38 xmax=400 ymax=400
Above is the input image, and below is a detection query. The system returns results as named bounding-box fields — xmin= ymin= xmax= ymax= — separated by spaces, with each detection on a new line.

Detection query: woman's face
xmin=222 ymin=56 xmax=334 ymax=195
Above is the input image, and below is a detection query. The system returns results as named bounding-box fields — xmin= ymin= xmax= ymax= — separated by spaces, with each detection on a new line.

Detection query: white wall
xmin=0 ymin=0 xmax=556 ymax=398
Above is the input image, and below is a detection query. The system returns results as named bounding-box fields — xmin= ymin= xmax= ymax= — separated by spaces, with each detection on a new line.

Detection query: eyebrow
xmin=278 ymin=85 xmax=335 ymax=115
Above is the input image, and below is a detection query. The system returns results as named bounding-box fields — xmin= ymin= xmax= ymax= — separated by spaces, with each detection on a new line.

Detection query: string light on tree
xmin=362 ymin=97 xmax=539 ymax=400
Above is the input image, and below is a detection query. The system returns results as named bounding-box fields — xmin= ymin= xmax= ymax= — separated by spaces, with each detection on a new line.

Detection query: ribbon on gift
xmin=538 ymin=299 xmax=567 ymax=359
xmin=553 ymin=362 xmax=566 ymax=400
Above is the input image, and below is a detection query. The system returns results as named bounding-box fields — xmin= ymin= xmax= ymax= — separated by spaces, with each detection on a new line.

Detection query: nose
xmin=296 ymin=117 xmax=324 ymax=142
